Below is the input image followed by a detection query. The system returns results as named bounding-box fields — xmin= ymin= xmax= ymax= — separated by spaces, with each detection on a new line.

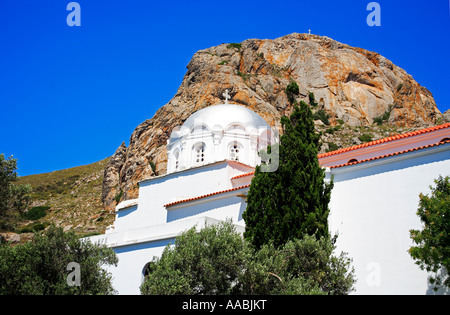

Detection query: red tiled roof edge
xmin=330 ymin=139 xmax=450 ymax=169
xmin=231 ymin=171 xmax=255 ymax=180
xmin=164 ymin=184 xmax=251 ymax=208
xmin=318 ymin=123 xmax=450 ymax=159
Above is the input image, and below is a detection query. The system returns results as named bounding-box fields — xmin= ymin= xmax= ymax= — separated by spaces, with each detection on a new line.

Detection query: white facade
xmin=327 ymin=141 xmax=450 ymax=295
xmin=90 ymin=160 xmax=254 ymax=294
xmin=88 ymin=101 xmax=450 ymax=295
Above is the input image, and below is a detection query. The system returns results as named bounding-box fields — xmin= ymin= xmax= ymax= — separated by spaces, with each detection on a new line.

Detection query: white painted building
xmin=88 ymin=103 xmax=450 ymax=295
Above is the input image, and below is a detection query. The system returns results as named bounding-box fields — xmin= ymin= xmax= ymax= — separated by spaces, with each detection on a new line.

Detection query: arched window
xmin=229 ymin=141 xmax=243 ymax=162
xmin=347 ymin=158 xmax=358 ymax=164
xmin=227 ymin=124 xmax=246 ymax=135
xmin=440 ymin=137 xmax=450 ymax=143
xmin=191 ymin=124 xmax=209 ymax=135
xmin=174 ymin=150 xmax=180 ymax=170
xmin=142 ymin=262 xmax=153 ymax=282
xmin=192 ymin=142 xmax=206 ymax=166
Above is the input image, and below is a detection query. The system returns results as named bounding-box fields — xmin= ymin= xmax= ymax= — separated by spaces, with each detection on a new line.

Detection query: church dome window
xmin=193 ymin=142 xmax=206 ymax=166
xmin=229 ymin=141 xmax=242 ymax=162
xmin=174 ymin=151 xmax=180 ymax=170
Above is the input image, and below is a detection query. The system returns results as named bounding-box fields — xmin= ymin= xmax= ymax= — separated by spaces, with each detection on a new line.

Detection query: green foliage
xmin=218 ymin=60 xmax=228 ymax=65
xmin=358 ymin=133 xmax=373 ymax=143
xmin=18 ymin=158 xmax=108 ymax=202
xmin=285 ymin=80 xmax=300 ymax=105
xmin=409 ymin=176 xmax=450 ymax=292
xmin=243 ymin=102 xmax=334 ymax=249
xmin=141 ymin=221 xmax=248 ymax=295
xmin=312 ymin=109 xmax=330 ymax=125
xmin=114 ymin=188 xmax=123 ymax=203
xmin=308 ymin=92 xmax=318 ymax=107
xmin=0 ymin=226 xmax=118 ymax=295
xmin=325 ymin=127 xmax=335 ymax=134
xmin=227 ymin=43 xmax=242 ymax=50
xmin=19 ymin=221 xmax=49 ymax=233
xmin=373 ymin=105 xmax=393 ymax=125
xmin=0 ymin=154 xmax=32 ymax=217
xmin=326 ymin=142 xmax=339 ymax=152
xmin=373 ymin=116 xmax=383 ymax=125
xmin=252 ymin=235 xmax=355 ymax=295
xmin=22 ymin=206 xmax=50 ymax=221
xmin=149 ymin=161 xmax=157 ymax=175
xmin=237 ymin=71 xmax=252 ymax=82
xmin=140 ymin=221 xmax=355 ymax=295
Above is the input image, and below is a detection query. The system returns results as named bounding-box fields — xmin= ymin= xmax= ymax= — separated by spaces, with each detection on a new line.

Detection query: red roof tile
xmin=164 ymin=184 xmax=251 ymax=208
xmin=318 ymin=123 xmax=450 ymax=159
xmin=330 ymin=139 xmax=450 ymax=169
xmin=231 ymin=172 xmax=255 ymax=180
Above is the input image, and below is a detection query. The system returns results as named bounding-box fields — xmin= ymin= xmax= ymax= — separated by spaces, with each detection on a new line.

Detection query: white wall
xmin=167 ymin=193 xmax=247 ymax=225
xmin=88 ymin=161 xmax=253 ymax=295
xmin=117 ymin=161 xmax=252 ymax=230
xmin=96 ymin=217 xmax=245 ymax=295
xmin=106 ymin=238 xmax=175 ymax=295
xmin=328 ymin=144 xmax=450 ymax=294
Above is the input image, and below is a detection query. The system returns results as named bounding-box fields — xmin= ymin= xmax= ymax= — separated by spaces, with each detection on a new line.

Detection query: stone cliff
xmin=101 ymin=33 xmax=444 ymax=212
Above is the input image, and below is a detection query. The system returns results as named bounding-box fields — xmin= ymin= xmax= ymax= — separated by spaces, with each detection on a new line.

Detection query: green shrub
xmin=114 ymin=188 xmax=123 ymax=203
xmin=285 ymin=80 xmax=300 ymax=105
xmin=313 ymin=109 xmax=330 ymax=125
xmin=22 ymin=206 xmax=50 ymax=221
xmin=373 ymin=116 xmax=384 ymax=125
xmin=359 ymin=134 xmax=373 ymax=143
xmin=237 ymin=71 xmax=251 ymax=82
xmin=19 ymin=222 xmax=49 ymax=233
xmin=140 ymin=221 xmax=356 ymax=295
xmin=227 ymin=43 xmax=242 ymax=50
xmin=373 ymin=105 xmax=393 ymax=125
xmin=326 ymin=142 xmax=339 ymax=152
xmin=0 ymin=226 xmax=118 ymax=294
xmin=308 ymin=92 xmax=318 ymax=107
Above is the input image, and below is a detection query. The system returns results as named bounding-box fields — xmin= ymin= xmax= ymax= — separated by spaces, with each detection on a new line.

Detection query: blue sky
xmin=1 ymin=0 xmax=449 ymax=176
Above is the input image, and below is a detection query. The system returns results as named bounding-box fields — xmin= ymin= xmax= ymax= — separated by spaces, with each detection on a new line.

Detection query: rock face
xmin=101 ymin=142 xmax=127 ymax=212
xmin=102 ymin=33 xmax=443 ymax=211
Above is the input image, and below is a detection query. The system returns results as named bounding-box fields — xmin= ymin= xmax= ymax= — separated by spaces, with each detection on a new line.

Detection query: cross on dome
xmin=222 ymin=89 xmax=231 ymax=104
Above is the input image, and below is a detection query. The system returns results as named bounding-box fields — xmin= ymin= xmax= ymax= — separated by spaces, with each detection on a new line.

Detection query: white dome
xmin=166 ymin=103 xmax=276 ymax=174
xmin=181 ymin=104 xmax=270 ymax=132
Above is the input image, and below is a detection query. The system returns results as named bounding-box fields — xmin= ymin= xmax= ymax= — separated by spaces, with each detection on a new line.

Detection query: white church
xmin=89 ymin=96 xmax=450 ymax=295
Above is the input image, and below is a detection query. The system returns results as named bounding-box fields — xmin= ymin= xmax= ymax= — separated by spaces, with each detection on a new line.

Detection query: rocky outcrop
xmin=443 ymin=109 xmax=450 ymax=123
xmin=101 ymin=33 xmax=443 ymax=211
xmin=101 ymin=142 xmax=127 ymax=212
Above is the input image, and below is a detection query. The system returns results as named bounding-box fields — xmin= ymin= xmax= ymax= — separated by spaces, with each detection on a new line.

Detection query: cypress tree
xmin=243 ymin=101 xmax=333 ymax=248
